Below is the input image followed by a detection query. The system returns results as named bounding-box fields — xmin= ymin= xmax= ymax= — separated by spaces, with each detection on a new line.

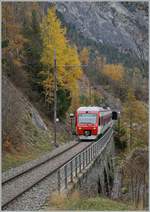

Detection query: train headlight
xmin=79 ymin=127 xmax=82 ymax=130
xmin=93 ymin=127 xmax=96 ymax=130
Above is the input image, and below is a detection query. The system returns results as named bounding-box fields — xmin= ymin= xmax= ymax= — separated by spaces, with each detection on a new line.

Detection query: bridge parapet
xmin=57 ymin=128 xmax=114 ymax=193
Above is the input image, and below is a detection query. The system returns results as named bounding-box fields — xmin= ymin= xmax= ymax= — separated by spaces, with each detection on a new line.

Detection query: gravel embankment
xmin=2 ymin=142 xmax=91 ymax=210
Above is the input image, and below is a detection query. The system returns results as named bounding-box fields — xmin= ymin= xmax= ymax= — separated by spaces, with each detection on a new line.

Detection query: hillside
xmin=2 ymin=2 xmax=148 ymax=209
xmin=54 ymin=2 xmax=148 ymax=103
xmin=56 ymin=2 xmax=148 ymax=60
xmin=2 ymin=74 xmax=71 ymax=170
xmin=2 ymin=75 xmax=50 ymax=169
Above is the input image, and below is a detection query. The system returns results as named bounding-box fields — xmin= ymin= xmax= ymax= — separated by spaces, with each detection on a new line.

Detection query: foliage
xmin=122 ymin=89 xmax=148 ymax=149
xmin=23 ymin=7 xmax=43 ymax=93
xmin=102 ymin=64 xmax=124 ymax=81
xmin=2 ymin=3 xmax=27 ymax=73
xmin=40 ymin=7 xmax=83 ymax=117
xmin=122 ymin=148 xmax=148 ymax=209
xmin=94 ymin=55 xmax=106 ymax=72
xmin=114 ymin=119 xmax=127 ymax=152
xmin=92 ymin=89 xmax=105 ymax=105
xmin=79 ymin=47 xmax=89 ymax=65
xmin=57 ymin=8 xmax=148 ymax=104
xmin=80 ymin=94 xmax=89 ymax=106
xmin=57 ymin=88 xmax=72 ymax=119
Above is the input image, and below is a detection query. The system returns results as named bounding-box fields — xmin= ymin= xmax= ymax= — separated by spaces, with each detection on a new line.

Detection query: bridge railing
xmin=57 ymin=128 xmax=113 ymax=192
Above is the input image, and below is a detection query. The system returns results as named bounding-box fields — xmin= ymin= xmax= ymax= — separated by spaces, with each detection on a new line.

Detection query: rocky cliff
xmin=56 ymin=2 xmax=148 ymax=60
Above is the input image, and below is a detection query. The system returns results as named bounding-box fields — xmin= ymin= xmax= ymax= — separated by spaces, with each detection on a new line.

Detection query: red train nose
xmin=77 ymin=126 xmax=97 ymax=135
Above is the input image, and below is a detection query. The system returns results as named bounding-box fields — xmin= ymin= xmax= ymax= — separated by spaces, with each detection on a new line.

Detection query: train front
xmin=76 ymin=109 xmax=98 ymax=140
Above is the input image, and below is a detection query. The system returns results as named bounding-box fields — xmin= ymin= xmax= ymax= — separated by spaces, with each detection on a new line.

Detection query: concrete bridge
xmin=56 ymin=127 xmax=115 ymax=196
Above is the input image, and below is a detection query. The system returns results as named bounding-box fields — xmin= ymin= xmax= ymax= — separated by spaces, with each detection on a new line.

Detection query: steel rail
xmin=2 ymin=142 xmax=92 ymax=208
xmin=2 ymin=127 xmax=113 ymax=209
xmin=2 ymin=142 xmax=79 ymax=185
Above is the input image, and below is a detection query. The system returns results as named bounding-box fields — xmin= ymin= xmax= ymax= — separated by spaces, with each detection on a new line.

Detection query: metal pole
xmin=64 ymin=165 xmax=67 ymax=189
xmin=75 ymin=157 xmax=78 ymax=177
xmin=90 ymin=86 xmax=92 ymax=105
xmin=79 ymin=154 xmax=81 ymax=172
xmin=89 ymin=84 xmax=92 ymax=105
xmin=54 ymin=49 xmax=57 ymax=147
xmin=83 ymin=151 xmax=85 ymax=169
xmin=70 ymin=161 xmax=73 ymax=182
xmin=57 ymin=169 xmax=61 ymax=193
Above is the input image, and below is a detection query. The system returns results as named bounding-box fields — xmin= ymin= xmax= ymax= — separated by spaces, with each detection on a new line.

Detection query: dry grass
xmin=70 ymin=191 xmax=80 ymax=200
xmin=3 ymin=136 xmax=13 ymax=153
xmin=49 ymin=191 xmax=80 ymax=209
xmin=50 ymin=192 xmax=67 ymax=209
xmin=48 ymin=190 xmax=134 ymax=210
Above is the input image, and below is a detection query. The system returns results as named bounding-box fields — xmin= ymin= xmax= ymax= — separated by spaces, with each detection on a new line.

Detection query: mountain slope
xmin=2 ymin=75 xmax=53 ymax=170
xmin=56 ymin=2 xmax=148 ymax=60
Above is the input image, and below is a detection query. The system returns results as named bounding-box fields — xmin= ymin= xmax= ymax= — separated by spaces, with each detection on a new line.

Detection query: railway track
xmin=2 ymin=140 xmax=93 ymax=209
xmin=2 ymin=141 xmax=79 ymax=184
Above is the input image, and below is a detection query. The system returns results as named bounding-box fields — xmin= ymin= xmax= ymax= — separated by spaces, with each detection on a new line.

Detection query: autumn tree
xmin=92 ymin=89 xmax=104 ymax=106
xmin=123 ymin=89 xmax=148 ymax=150
xmin=23 ymin=4 xmax=43 ymax=93
xmin=102 ymin=64 xmax=124 ymax=81
xmin=2 ymin=2 xmax=26 ymax=74
xmin=123 ymin=148 xmax=148 ymax=209
xmin=40 ymin=7 xmax=83 ymax=117
xmin=79 ymin=47 xmax=89 ymax=65
xmin=95 ymin=55 xmax=106 ymax=72
xmin=130 ymin=67 xmax=148 ymax=102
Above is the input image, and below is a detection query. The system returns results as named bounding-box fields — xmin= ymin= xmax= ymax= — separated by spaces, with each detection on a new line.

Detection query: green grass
xmin=66 ymin=197 xmax=133 ymax=210
xmin=49 ymin=192 xmax=134 ymax=211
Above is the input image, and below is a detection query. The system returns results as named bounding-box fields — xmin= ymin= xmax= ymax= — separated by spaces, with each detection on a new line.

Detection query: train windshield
xmin=78 ymin=113 xmax=97 ymax=124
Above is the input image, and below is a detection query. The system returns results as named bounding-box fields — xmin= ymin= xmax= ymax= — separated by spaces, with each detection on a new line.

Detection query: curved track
xmin=2 ymin=141 xmax=93 ymax=209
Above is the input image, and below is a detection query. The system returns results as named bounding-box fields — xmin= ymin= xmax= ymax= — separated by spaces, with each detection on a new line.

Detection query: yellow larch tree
xmin=102 ymin=64 xmax=124 ymax=81
xmin=40 ymin=7 xmax=83 ymax=109
xmin=79 ymin=47 xmax=89 ymax=65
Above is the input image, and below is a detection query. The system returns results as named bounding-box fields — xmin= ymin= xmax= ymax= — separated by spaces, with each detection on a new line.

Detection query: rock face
xmin=32 ymin=109 xmax=47 ymax=131
xmin=56 ymin=2 xmax=148 ymax=60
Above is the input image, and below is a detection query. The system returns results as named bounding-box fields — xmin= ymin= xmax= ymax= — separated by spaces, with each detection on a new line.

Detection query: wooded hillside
xmin=2 ymin=2 xmax=148 ymax=209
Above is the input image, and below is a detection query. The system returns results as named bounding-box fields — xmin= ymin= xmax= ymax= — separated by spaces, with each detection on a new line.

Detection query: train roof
xmin=77 ymin=106 xmax=111 ymax=112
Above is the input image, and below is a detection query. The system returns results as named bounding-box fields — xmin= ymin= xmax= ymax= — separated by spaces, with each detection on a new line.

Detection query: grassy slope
xmin=49 ymin=192 xmax=134 ymax=211
xmin=2 ymin=75 xmax=71 ymax=172
xmin=2 ymin=115 xmax=53 ymax=171
xmin=2 ymin=114 xmax=71 ymax=172
xmin=66 ymin=197 xmax=133 ymax=210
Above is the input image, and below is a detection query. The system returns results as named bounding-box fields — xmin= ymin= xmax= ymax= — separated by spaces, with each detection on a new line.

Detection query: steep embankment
xmin=2 ymin=75 xmax=53 ymax=170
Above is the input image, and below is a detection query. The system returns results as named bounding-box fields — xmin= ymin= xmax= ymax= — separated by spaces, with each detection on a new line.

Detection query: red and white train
xmin=75 ymin=106 xmax=112 ymax=140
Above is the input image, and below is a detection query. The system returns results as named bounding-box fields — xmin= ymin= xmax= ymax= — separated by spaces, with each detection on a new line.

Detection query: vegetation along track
xmin=2 ymin=140 xmax=93 ymax=209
